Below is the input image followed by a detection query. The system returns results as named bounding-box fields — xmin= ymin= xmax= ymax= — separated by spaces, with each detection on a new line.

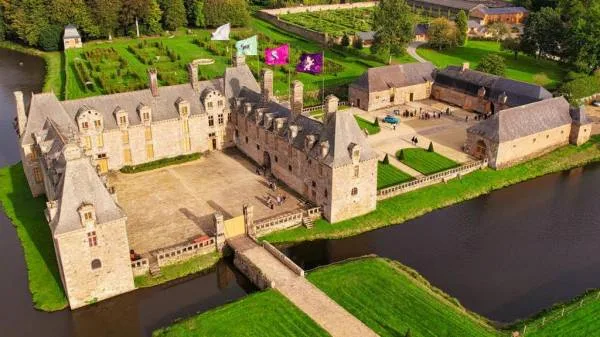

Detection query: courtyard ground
xmin=109 ymin=149 xmax=303 ymax=253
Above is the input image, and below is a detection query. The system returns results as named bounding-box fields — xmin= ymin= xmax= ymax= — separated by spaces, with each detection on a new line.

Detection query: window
xmin=87 ymin=231 xmax=98 ymax=247
xmin=96 ymin=134 xmax=104 ymax=148
xmin=354 ymin=165 xmax=359 ymax=178
xmin=83 ymin=136 xmax=92 ymax=150
xmin=33 ymin=167 xmax=43 ymax=183
xmin=123 ymin=149 xmax=132 ymax=164
xmin=274 ymin=156 xmax=278 ymax=163
xmin=353 ymin=149 xmax=360 ymax=158
xmin=256 ymin=144 xmax=260 ymax=150
xmin=91 ymin=259 xmax=101 ymax=270
xmin=351 ymin=187 xmax=358 ymax=196
xmin=288 ymin=165 xmax=292 ymax=172
xmin=181 ymin=106 xmax=188 ymax=116
xmin=142 ymin=112 xmax=150 ymax=122
xmin=146 ymin=144 xmax=154 ymax=160
xmin=94 ymin=120 xmax=101 ymax=128
xmin=218 ymin=100 xmax=224 ymax=107
xmin=122 ymin=131 xmax=129 ymax=145
xmin=145 ymin=127 xmax=152 ymax=141
xmin=227 ymin=112 xmax=232 ymax=122
xmin=245 ymin=136 xmax=249 ymax=143
xmin=30 ymin=147 xmax=38 ymax=160
xmin=324 ymin=189 xmax=328 ymax=198
xmin=311 ymin=181 xmax=316 ymax=188
xmin=82 ymin=121 xmax=89 ymax=130
xmin=119 ymin=115 xmax=127 ymax=125
xmin=546 ymin=134 xmax=549 ymax=139
xmin=209 ymin=132 xmax=216 ymax=137
xmin=208 ymin=115 xmax=214 ymax=127
xmin=84 ymin=212 xmax=93 ymax=220
xmin=218 ymin=114 xmax=224 ymax=125
xmin=207 ymin=101 xmax=213 ymax=109
xmin=183 ymin=119 xmax=190 ymax=134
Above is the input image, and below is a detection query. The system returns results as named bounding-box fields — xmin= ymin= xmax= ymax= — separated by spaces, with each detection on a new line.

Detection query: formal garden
xmin=377 ymin=161 xmax=413 ymax=189
xmin=397 ymin=147 xmax=459 ymax=175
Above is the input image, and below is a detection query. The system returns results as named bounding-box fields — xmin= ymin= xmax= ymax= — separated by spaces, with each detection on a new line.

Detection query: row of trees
xmin=0 ymin=0 xmax=250 ymax=50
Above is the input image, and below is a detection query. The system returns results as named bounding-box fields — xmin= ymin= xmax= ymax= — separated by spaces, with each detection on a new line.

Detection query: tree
xmin=120 ymin=0 xmax=150 ymax=35
xmin=371 ymin=0 xmax=414 ymax=57
xmin=160 ymin=0 xmax=187 ymax=30
xmin=427 ymin=142 xmax=434 ymax=152
xmin=353 ymin=37 xmax=363 ymax=49
xmin=0 ymin=7 xmax=6 ymax=41
xmin=405 ymin=329 xmax=412 ymax=337
xmin=500 ymin=37 xmax=521 ymax=60
xmin=476 ymin=54 xmax=506 ymax=76
xmin=397 ymin=149 xmax=405 ymax=160
xmin=193 ymin=0 xmax=205 ymax=27
xmin=38 ymin=25 xmax=63 ymax=51
xmin=382 ymin=153 xmax=390 ymax=164
xmin=521 ymin=7 xmax=567 ymax=59
xmin=50 ymin=0 xmax=100 ymax=38
xmin=455 ymin=10 xmax=467 ymax=46
xmin=203 ymin=0 xmax=250 ymax=27
xmin=146 ymin=0 xmax=162 ymax=34
xmin=487 ymin=22 xmax=509 ymax=42
xmin=427 ymin=17 xmax=458 ymax=50
xmin=341 ymin=34 xmax=350 ymax=47
xmin=92 ymin=0 xmax=122 ymax=39
xmin=5 ymin=0 xmax=50 ymax=46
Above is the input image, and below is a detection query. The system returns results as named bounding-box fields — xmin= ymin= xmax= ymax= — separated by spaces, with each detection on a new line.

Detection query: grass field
xmin=0 ymin=163 xmax=68 ymax=311
xmin=262 ymin=135 xmax=600 ymax=243
xmin=377 ymin=162 xmax=413 ymax=189
xmin=355 ymin=115 xmax=381 ymax=135
xmin=397 ymin=148 xmax=459 ymax=175
xmin=152 ymin=290 xmax=329 ymax=337
xmin=135 ymin=252 xmax=221 ymax=288
xmin=416 ymin=40 xmax=566 ymax=90
xmin=308 ymin=258 xmax=500 ymax=337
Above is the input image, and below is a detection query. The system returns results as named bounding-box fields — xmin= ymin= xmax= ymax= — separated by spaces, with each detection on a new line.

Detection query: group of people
xmin=411 ymin=136 xmax=419 ymax=145
xmin=266 ymin=194 xmax=287 ymax=209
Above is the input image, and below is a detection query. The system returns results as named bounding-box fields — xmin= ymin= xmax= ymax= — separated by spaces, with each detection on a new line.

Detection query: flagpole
xmin=288 ymin=67 xmax=291 ymax=107
xmin=322 ymin=50 xmax=325 ymax=105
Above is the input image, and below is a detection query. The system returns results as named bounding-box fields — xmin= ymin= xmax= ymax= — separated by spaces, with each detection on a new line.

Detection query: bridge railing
xmin=262 ymin=241 xmax=305 ymax=277
xmin=254 ymin=207 xmax=322 ymax=235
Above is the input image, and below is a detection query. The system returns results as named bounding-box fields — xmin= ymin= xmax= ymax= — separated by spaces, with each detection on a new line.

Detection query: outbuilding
xmin=63 ymin=25 xmax=83 ymax=50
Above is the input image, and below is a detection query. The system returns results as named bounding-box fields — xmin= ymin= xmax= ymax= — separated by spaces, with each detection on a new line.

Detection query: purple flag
xmin=265 ymin=44 xmax=289 ymax=66
xmin=296 ymin=53 xmax=323 ymax=75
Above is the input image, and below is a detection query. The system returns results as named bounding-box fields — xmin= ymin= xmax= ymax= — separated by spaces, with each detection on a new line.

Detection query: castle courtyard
xmin=109 ymin=149 xmax=304 ymax=253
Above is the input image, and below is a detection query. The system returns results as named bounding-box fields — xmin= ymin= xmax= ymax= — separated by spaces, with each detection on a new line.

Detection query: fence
xmin=377 ymin=160 xmax=487 ymax=200
xmin=131 ymin=258 xmax=149 ymax=276
xmin=154 ymin=236 xmax=216 ymax=267
xmin=302 ymin=101 xmax=349 ymax=114
xmin=254 ymin=207 xmax=322 ymax=235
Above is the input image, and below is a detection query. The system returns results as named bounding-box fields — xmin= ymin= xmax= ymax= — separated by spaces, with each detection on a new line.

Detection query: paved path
xmin=230 ymin=237 xmax=378 ymax=337
xmin=407 ymin=41 xmax=427 ymax=63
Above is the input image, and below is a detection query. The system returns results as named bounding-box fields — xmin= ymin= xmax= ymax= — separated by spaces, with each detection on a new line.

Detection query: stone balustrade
xmin=131 ymin=258 xmax=149 ymax=276
xmin=377 ymin=160 xmax=487 ymax=200
xmin=155 ymin=237 xmax=216 ymax=267
xmin=263 ymin=241 xmax=305 ymax=277
xmin=254 ymin=207 xmax=322 ymax=235
xmin=302 ymin=101 xmax=349 ymax=114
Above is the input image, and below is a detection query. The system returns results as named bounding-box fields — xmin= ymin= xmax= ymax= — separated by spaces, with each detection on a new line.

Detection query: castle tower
xmin=148 ymin=69 xmax=159 ymax=97
xmin=291 ymin=80 xmax=304 ymax=119
xmin=188 ymin=62 xmax=199 ymax=91
xmin=261 ymin=69 xmax=274 ymax=102
xmin=14 ymin=91 xmax=27 ymax=136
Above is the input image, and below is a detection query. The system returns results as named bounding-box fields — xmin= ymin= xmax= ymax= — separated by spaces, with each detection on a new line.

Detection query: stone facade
xmin=470 ymin=6 xmax=529 ymax=25
xmin=63 ymin=25 xmax=83 ymax=50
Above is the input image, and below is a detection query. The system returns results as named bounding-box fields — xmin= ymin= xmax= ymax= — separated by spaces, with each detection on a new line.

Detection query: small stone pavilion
xmin=63 ymin=25 xmax=82 ymax=50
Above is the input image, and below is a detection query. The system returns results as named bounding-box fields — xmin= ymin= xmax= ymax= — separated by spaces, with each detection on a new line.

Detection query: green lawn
xmin=416 ymin=40 xmax=566 ymax=90
xmin=354 ymin=115 xmax=381 ymax=135
xmin=0 ymin=163 xmax=68 ymax=311
xmin=152 ymin=290 xmax=330 ymax=337
xmin=377 ymin=162 xmax=413 ymax=189
xmin=308 ymin=258 xmax=500 ymax=337
xmin=262 ymin=135 xmax=600 ymax=243
xmin=397 ymin=148 xmax=459 ymax=175
xmin=135 ymin=252 xmax=221 ymax=288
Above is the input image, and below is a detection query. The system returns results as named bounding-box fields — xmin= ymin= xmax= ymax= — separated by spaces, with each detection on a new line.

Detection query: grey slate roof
xmin=467 ymin=97 xmax=573 ymax=142
xmin=414 ymin=24 xmax=429 ymax=36
xmin=351 ymin=62 xmax=435 ymax=92
xmin=356 ymin=31 xmax=375 ymax=41
xmin=478 ymin=6 xmax=528 ymax=14
xmin=434 ymin=66 xmax=553 ymax=107
xmin=63 ymin=25 xmax=81 ymax=39
xmin=22 ymin=93 xmax=77 ymax=146
xmin=225 ymin=64 xmax=260 ymax=99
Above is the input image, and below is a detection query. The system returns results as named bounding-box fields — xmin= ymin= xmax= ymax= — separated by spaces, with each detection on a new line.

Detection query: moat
xmin=1 ymin=49 xmax=600 ymax=336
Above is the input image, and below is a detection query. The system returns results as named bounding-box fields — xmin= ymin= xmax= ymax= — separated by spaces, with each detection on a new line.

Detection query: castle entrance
xmin=263 ymin=151 xmax=272 ymax=174
xmin=475 ymin=140 xmax=487 ymax=159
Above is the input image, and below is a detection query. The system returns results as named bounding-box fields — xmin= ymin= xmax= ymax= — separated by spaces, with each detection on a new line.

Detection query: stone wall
xmin=263 ymin=241 xmax=305 ymax=277
xmin=254 ymin=207 xmax=322 ymax=235
xmin=154 ymin=237 xmax=216 ymax=267
xmin=350 ymin=82 xmax=432 ymax=111
xmin=131 ymin=258 xmax=149 ymax=276
xmin=431 ymin=84 xmax=490 ymax=114
xmin=233 ymin=251 xmax=276 ymax=290
xmin=261 ymin=2 xmax=377 ymax=16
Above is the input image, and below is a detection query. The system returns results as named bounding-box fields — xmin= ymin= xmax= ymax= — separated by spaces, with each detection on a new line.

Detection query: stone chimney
xmin=324 ymin=95 xmax=339 ymax=122
xmin=233 ymin=55 xmax=246 ymax=67
xmin=188 ymin=62 xmax=199 ymax=91
xmin=320 ymin=141 xmax=330 ymax=158
xmin=244 ymin=102 xmax=252 ymax=115
xmin=291 ymin=80 xmax=304 ymax=118
xmin=46 ymin=200 xmax=58 ymax=222
xmin=261 ymin=69 xmax=274 ymax=102
xmin=461 ymin=62 xmax=470 ymax=72
xmin=148 ymin=69 xmax=159 ymax=97
xmin=14 ymin=91 xmax=27 ymax=137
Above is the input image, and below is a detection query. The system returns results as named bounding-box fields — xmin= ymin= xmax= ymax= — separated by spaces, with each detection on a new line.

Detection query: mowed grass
xmin=152 ymin=290 xmax=330 ymax=337
xmin=135 ymin=252 xmax=221 ymax=288
xmin=377 ymin=162 xmax=413 ymax=189
xmin=397 ymin=148 xmax=459 ymax=175
xmin=354 ymin=115 xmax=381 ymax=135
xmin=416 ymin=40 xmax=566 ymax=90
xmin=308 ymin=258 xmax=500 ymax=337
xmin=262 ymin=135 xmax=600 ymax=243
xmin=0 ymin=163 xmax=68 ymax=311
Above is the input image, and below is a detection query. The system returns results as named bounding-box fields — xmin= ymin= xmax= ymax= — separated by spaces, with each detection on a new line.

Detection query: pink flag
xmin=265 ymin=44 xmax=289 ymax=66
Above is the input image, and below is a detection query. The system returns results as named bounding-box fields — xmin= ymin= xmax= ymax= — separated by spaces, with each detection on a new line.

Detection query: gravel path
xmin=407 ymin=41 xmax=427 ymax=63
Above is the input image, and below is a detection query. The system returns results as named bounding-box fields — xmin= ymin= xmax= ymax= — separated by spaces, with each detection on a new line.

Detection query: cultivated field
xmin=397 ymin=148 xmax=459 ymax=175
xmin=377 ymin=162 xmax=413 ymax=189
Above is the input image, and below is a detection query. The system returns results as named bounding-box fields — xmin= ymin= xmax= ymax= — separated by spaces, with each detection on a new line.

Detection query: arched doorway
xmin=475 ymin=140 xmax=487 ymax=159
xmin=263 ymin=151 xmax=272 ymax=175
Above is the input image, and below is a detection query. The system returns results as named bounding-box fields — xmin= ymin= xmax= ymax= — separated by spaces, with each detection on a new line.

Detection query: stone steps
xmin=302 ymin=216 xmax=313 ymax=229
xmin=149 ymin=257 xmax=162 ymax=278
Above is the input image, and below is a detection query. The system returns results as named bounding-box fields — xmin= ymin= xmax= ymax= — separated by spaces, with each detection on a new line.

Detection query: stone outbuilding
xmin=348 ymin=62 xmax=435 ymax=111
xmin=355 ymin=31 xmax=375 ymax=47
xmin=63 ymin=25 xmax=82 ymax=49
xmin=465 ymin=97 xmax=591 ymax=168
xmin=470 ymin=6 xmax=529 ymax=25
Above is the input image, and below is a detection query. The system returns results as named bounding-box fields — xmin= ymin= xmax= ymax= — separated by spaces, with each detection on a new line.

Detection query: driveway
xmin=407 ymin=41 xmax=427 ymax=63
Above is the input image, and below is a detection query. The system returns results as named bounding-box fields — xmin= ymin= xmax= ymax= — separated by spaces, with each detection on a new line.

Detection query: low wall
xmin=254 ymin=207 xmax=322 ymax=235
xmin=261 ymin=2 xmax=377 ymax=16
xmin=263 ymin=241 xmax=305 ymax=277
xmin=256 ymin=11 xmax=328 ymax=45
xmin=577 ymin=93 xmax=600 ymax=105
xmin=234 ymin=252 xmax=276 ymax=290
xmin=155 ymin=237 xmax=216 ymax=268
xmin=302 ymin=101 xmax=349 ymax=114
xmin=377 ymin=160 xmax=487 ymax=200
xmin=131 ymin=258 xmax=149 ymax=276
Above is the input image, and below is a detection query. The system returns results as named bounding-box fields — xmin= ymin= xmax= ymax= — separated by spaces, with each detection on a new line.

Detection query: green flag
xmin=235 ymin=35 xmax=258 ymax=56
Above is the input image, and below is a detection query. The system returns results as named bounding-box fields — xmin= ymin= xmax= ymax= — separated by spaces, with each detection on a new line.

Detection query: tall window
xmin=123 ymin=149 xmax=132 ymax=164
xmin=227 ymin=112 xmax=232 ymax=122
xmin=33 ymin=167 xmax=43 ymax=183
xmin=207 ymin=101 xmax=213 ymax=109
xmin=208 ymin=115 xmax=214 ymax=127
xmin=146 ymin=144 xmax=154 ymax=160
xmin=182 ymin=120 xmax=190 ymax=134
xmin=145 ymin=127 xmax=152 ymax=141
xmin=122 ymin=131 xmax=129 ymax=145
xmin=82 ymin=121 xmax=89 ymax=130
xmin=218 ymin=114 xmax=224 ymax=125
xmin=83 ymin=136 xmax=92 ymax=150
xmin=353 ymin=165 xmax=359 ymax=178
xmin=351 ymin=187 xmax=358 ymax=196
xmin=94 ymin=120 xmax=101 ymax=128
xmin=87 ymin=231 xmax=98 ymax=247
xmin=142 ymin=112 xmax=150 ymax=122
xmin=96 ymin=134 xmax=104 ymax=148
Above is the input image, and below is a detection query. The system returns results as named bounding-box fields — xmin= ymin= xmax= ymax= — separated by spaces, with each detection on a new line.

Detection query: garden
xmin=396 ymin=147 xmax=459 ymax=175
xmin=377 ymin=161 xmax=413 ymax=189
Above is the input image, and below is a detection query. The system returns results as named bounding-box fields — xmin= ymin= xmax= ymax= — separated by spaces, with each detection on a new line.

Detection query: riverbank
xmin=134 ymin=252 xmax=221 ymax=288
xmin=263 ymin=135 xmax=600 ymax=243
xmin=0 ymin=41 xmax=63 ymax=99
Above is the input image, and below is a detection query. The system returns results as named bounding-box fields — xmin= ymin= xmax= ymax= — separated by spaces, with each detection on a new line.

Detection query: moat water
xmin=0 ymin=48 xmax=599 ymax=336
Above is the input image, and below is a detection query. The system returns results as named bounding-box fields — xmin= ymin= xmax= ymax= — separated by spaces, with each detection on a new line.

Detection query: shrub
xmin=38 ymin=25 xmax=62 ymax=51
xmin=374 ymin=117 xmax=379 ymax=126
xmin=397 ymin=149 xmax=405 ymax=160
xmin=120 ymin=153 xmax=202 ymax=174
xmin=382 ymin=154 xmax=390 ymax=164
xmin=476 ymin=54 xmax=506 ymax=76
xmin=341 ymin=34 xmax=350 ymax=47
xmin=427 ymin=142 xmax=434 ymax=152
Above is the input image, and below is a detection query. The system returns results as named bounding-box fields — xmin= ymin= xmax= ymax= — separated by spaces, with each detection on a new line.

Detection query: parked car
xmin=383 ymin=115 xmax=399 ymax=124
xmin=592 ymin=100 xmax=600 ymax=107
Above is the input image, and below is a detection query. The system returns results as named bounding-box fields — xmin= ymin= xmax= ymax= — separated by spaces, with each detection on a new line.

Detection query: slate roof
xmin=351 ymin=62 xmax=435 ymax=92
xmin=63 ymin=25 xmax=81 ymax=39
xmin=22 ymin=93 xmax=77 ymax=146
xmin=407 ymin=0 xmax=481 ymax=11
xmin=478 ymin=6 xmax=528 ymax=14
xmin=414 ymin=24 xmax=429 ymax=36
xmin=467 ymin=97 xmax=573 ymax=142
xmin=225 ymin=64 xmax=260 ymax=99
xmin=434 ymin=66 xmax=552 ymax=107
xmin=356 ymin=31 xmax=375 ymax=41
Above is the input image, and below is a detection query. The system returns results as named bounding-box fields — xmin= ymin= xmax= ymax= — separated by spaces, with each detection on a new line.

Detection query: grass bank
xmin=263 ymin=135 xmax=600 ymax=243
xmin=308 ymin=257 xmax=500 ymax=337
xmin=0 ymin=163 xmax=68 ymax=311
xmin=152 ymin=290 xmax=329 ymax=337
xmin=416 ymin=40 xmax=566 ymax=90
xmin=135 ymin=252 xmax=221 ymax=288
xmin=120 ymin=153 xmax=202 ymax=174
xmin=0 ymin=41 xmax=64 ymax=99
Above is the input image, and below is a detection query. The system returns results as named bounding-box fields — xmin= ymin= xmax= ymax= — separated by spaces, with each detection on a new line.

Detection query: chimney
xmin=291 ymin=80 xmax=304 ymax=118
xmin=275 ymin=118 xmax=286 ymax=131
xmin=324 ymin=95 xmax=339 ymax=121
xmin=233 ymin=55 xmax=246 ymax=67
xmin=148 ymin=69 xmax=159 ymax=97
xmin=461 ymin=62 xmax=470 ymax=72
xmin=261 ymin=69 xmax=274 ymax=102
xmin=188 ymin=62 xmax=199 ymax=91
xmin=46 ymin=200 xmax=58 ymax=222
xmin=14 ymin=91 xmax=27 ymax=136
xmin=320 ymin=141 xmax=330 ymax=158
xmin=289 ymin=125 xmax=299 ymax=140
xmin=244 ymin=102 xmax=252 ymax=115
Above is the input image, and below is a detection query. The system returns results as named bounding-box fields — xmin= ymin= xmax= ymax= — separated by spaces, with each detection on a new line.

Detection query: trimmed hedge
xmin=120 ymin=153 xmax=201 ymax=174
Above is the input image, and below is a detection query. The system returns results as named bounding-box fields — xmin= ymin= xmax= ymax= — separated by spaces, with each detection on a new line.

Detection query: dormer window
xmin=78 ymin=203 xmax=96 ymax=228
xmin=143 ymin=112 xmax=150 ymax=122
xmin=82 ymin=121 xmax=89 ymax=130
xmin=138 ymin=104 xmax=152 ymax=123
xmin=208 ymin=102 xmax=213 ymax=109
xmin=94 ymin=120 xmax=102 ymax=128
xmin=119 ymin=115 xmax=127 ymax=125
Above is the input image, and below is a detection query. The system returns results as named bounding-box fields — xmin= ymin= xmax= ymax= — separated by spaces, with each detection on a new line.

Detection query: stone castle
xmin=15 ymin=55 xmax=377 ymax=308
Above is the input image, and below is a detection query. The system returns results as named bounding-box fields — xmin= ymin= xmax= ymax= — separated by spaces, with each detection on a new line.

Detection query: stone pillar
xmin=261 ymin=69 xmax=274 ymax=102
xmin=14 ymin=91 xmax=27 ymax=137
xmin=243 ymin=204 xmax=254 ymax=236
xmin=324 ymin=95 xmax=339 ymax=122
xmin=188 ymin=62 xmax=199 ymax=91
xmin=148 ymin=69 xmax=159 ymax=97
xmin=233 ymin=55 xmax=246 ymax=67
xmin=291 ymin=80 xmax=304 ymax=119
xmin=214 ymin=212 xmax=225 ymax=251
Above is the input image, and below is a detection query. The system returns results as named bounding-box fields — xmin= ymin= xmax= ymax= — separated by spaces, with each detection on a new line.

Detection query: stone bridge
xmin=228 ymin=235 xmax=378 ymax=337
